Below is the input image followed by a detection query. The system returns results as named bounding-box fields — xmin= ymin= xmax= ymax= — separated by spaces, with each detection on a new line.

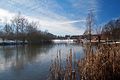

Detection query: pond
xmin=0 ymin=43 xmax=84 ymax=80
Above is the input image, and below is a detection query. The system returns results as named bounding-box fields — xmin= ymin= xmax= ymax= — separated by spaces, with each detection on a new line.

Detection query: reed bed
xmin=48 ymin=44 xmax=120 ymax=80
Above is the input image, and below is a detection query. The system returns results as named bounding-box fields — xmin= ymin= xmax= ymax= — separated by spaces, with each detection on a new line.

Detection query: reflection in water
xmin=0 ymin=43 xmax=84 ymax=80
xmin=0 ymin=44 xmax=54 ymax=71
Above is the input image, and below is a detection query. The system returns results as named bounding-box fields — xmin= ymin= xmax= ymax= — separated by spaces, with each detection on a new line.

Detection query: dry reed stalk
xmin=79 ymin=44 xmax=120 ymax=80
xmin=48 ymin=44 xmax=120 ymax=80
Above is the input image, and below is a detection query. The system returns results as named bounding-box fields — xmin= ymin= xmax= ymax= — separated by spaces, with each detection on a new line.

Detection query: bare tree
xmin=11 ymin=14 xmax=21 ymax=43
xmin=85 ymin=10 xmax=94 ymax=42
xmin=18 ymin=17 xmax=28 ymax=43
xmin=102 ymin=19 xmax=120 ymax=42
xmin=11 ymin=13 xmax=28 ymax=44
xmin=4 ymin=23 xmax=14 ymax=40
xmin=95 ymin=26 xmax=103 ymax=43
xmin=26 ymin=21 xmax=38 ymax=44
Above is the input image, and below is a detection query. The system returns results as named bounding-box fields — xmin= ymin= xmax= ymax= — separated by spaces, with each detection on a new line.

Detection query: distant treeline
xmin=0 ymin=14 xmax=56 ymax=44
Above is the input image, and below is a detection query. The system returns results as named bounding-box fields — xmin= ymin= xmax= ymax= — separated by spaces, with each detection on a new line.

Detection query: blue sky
xmin=0 ymin=0 xmax=120 ymax=35
xmin=98 ymin=0 xmax=120 ymax=25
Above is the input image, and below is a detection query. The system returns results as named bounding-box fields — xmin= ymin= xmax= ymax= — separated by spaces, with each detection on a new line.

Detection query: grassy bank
xmin=48 ymin=43 xmax=120 ymax=80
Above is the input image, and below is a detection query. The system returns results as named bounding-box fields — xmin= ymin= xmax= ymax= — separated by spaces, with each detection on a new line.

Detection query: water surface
xmin=0 ymin=43 xmax=84 ymax=80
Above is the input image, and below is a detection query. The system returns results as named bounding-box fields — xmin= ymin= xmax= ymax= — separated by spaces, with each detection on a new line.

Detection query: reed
xmin=48 ymin=44 xmax=120 ymax=80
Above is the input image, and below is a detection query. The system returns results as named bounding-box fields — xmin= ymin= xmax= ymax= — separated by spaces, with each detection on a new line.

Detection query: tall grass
xmin=48 ymin=44 xmax=120 ymax=80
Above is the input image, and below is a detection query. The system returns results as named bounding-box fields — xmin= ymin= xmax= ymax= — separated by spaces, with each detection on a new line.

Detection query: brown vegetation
xmin=48 ymin=44 xmax=120 ymax=80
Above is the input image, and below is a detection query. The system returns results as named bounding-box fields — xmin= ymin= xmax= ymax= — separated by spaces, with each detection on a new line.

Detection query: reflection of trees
xmin=2 ymin=46 xmax=15 ymax=62
xmin=24 ymin=44 xmax=54 ymax=62
xmin=0 ymin=44 xmax=54 ymax=70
